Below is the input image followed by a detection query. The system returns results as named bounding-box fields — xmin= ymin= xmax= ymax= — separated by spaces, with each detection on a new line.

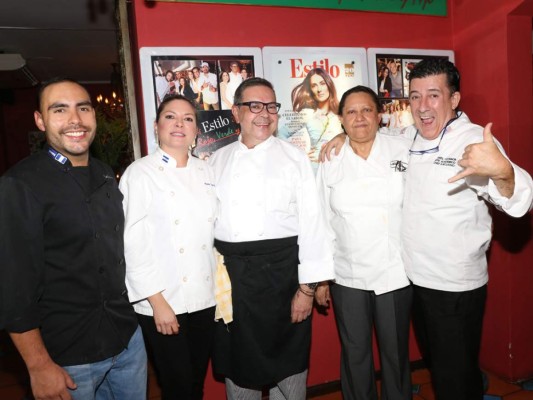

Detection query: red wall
xmin=128 ymin=0 xmax=533 ymax=394
xmin=451 ymin=0 xmax=533 ymax=381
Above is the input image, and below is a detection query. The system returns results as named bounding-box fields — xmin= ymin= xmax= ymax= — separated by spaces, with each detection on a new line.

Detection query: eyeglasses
xmin=409 ymin=113 xmax=460 ymax=155
xmin=236 ymin=101 xmax=281 ymax=114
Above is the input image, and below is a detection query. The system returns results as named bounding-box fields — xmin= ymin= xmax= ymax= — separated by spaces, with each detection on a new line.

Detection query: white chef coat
xmin=208 ymin=135 xmax=335 ymax=284
xmin=198 ymin=72 xmax=218 ymax=105
xmin=317 ymin=134 xmax=411 ymax=295
xmin=119 ymin=148 xmax=217 ymax=316
xmin=402 ymin=112 xmax=533 ymax=292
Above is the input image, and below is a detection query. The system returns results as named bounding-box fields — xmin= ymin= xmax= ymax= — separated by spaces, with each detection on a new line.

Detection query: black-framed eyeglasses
xmin=236 ymin=101 xmax=281 ymax=114
xmin=409 ymin=112 xmax=461 ymax=155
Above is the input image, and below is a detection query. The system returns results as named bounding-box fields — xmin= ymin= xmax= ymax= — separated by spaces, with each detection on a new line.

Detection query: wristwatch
xmin=305 ymin=282 xmax=319 ymax=291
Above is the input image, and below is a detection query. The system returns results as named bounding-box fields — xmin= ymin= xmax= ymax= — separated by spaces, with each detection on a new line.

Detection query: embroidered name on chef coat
xmin=433 ymin=157 xmax=457 ymax=167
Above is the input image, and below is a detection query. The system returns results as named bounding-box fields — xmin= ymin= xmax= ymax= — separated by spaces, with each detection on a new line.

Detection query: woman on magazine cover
xmin=120 ymin=94 xmax=216 ymax=400
xmin=278 ymin=67 xmax=343 ymax=169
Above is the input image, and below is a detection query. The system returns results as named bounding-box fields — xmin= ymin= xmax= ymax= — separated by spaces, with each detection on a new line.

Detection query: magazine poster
xmin=263 ymin=47 xmax=368 ymax=173
xmin=139 ymin=47 xmax=263 ymax=157
xmin=366 ymin=48 xmax=454 ymax=130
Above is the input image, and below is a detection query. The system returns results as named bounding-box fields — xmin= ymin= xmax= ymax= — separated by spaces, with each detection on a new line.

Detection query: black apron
xmin=213 ymin=236 xmax=311 ymax=388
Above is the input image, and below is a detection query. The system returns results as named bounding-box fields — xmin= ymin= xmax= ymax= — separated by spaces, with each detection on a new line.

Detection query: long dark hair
xmin=291 ymin=68 xmax=339 ymax=113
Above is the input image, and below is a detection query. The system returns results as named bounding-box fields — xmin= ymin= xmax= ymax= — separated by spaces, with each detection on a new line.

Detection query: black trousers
xmin=412 ymin=284 xmax=486 ymax=400
xmin=137 ymin=306 xmax=215 ymax=400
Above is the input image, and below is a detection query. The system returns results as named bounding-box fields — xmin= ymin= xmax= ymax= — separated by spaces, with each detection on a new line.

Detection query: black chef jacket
xmin=0 ymin=146 xmax=138 ymax=366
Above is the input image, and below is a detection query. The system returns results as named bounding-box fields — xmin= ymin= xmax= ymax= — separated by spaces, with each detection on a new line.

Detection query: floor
xmin=1 ymin=330 xmax=532 ymax=399
xmin=308 ymin=368 xmax=533 ymax=400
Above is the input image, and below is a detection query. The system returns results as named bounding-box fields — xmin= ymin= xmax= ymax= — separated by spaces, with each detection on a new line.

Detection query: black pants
xmin=412 ymin=285 xmax=486 ymax=400
xmin=137 ymin=306 xmax=215 ymax=400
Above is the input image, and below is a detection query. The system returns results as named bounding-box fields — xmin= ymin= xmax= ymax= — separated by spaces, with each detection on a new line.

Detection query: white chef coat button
xmin=202 ymin=244 xmax=206 ymax=250
xmin=258 ymin=232 xmax=264 ymax=236
xmin=206 ymin=276 xmax=210 ymax=281
xmin=183 ymin=277 xmax=187 ymax=282
xmin=175 ymin=219 xmax=180 ymax=225
xmin=170 ymin=191 xmax=175 ymax=196
xmin=159 ymin=166 xmax=164 ymax=171
xmin=234 ymin=232 xmax=239 ymax=237
xmin=179 ymin=248 xmax=185 ymax=254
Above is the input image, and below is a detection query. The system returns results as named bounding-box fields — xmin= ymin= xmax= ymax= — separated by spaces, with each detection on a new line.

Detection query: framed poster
xmin=263 ymin=47 xmax=368 ymax=172
xmin=139 ymin=47 xmax=263 ymax=157
xmin=367 ymin=48 xmax=454 ymax=130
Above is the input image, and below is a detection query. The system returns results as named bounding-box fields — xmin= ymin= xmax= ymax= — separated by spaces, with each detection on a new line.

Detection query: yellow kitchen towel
xmin=214 ymin=250 xmax=233 ymax=324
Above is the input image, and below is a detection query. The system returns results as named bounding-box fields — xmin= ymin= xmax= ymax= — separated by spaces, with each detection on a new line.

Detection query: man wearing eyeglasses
xmin=321 ymin=59 xmax=532 ymax=400
xmin=208 ymin=77 xmax=334 ymax=399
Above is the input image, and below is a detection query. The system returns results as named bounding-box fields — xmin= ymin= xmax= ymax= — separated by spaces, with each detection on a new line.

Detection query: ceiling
xmin=0 ymin=0 xmax=119 ymax=89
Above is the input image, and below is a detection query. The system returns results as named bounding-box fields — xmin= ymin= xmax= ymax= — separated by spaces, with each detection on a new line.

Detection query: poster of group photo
xmin=366 ymin=48 xmax=454 ymax=130
xmin=263 ymin=47 xmax=368 ymax=173
xmin=139 ymin=47 xmax=263 ymax=157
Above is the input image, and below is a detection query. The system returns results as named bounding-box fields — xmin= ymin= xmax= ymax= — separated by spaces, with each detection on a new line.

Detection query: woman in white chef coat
xmin=316 ymin=86 xmax=412 ymax=400
xmin=119 ymin=94 xmax=217 ymax=400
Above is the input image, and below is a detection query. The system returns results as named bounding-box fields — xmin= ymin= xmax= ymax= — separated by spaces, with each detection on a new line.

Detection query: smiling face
xmin=232 ymin=85 xmax=278 ymax=149
xmin=222 ymin=72 xmax=229 ymax=82
xmin=309 ymin=73 xmax=330 ymax=104
xmin=340 ymin=91 xmax=380 ymax=147
xmin=409 ymin=73 xmax=460 ymax=140
xmin=155 ymin=98 xmax=197 ymax=155
xmin=34 ymin=81 xmax=96 ymax=166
